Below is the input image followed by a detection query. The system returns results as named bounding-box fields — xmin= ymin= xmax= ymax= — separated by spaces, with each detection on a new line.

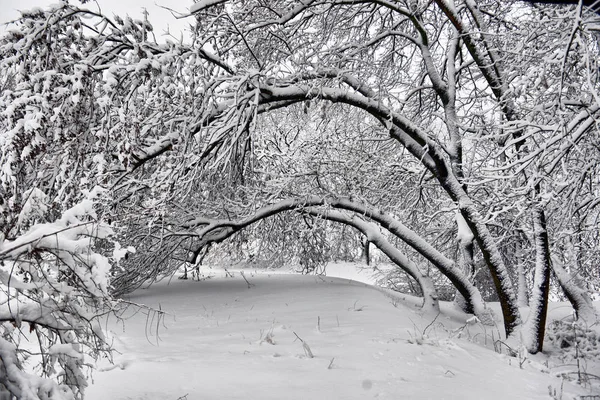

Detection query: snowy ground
xmin=86 ymin=264 xmax=600 ymax=400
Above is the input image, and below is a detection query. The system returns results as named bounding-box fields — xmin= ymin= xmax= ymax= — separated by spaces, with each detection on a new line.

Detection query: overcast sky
xmin=0 ymin=0 xmax=194 ymax=39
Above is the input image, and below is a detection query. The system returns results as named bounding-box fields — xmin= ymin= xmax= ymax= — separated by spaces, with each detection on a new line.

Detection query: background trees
xmin=1 ymin=0 xmax=599 ymax=397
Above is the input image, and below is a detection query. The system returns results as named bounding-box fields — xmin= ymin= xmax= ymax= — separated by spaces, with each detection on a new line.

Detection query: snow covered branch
xmin=182 ymin=195 xmax=499 ymax=319
xmin=0 ymin=195 xmax=123 ymax=399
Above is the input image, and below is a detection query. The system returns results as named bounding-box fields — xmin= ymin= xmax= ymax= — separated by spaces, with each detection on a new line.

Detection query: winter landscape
xmin=1 ymin=1 xmax=600 ymax=399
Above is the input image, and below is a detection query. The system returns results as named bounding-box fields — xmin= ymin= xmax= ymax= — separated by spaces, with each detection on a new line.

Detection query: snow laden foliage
xmin=547 ymin=320 xmax=600 ymax=363
xmin=0 ymin=190 xmax=123 ymax=400
xmin=0 ymin=6 xmax=138 ymax=396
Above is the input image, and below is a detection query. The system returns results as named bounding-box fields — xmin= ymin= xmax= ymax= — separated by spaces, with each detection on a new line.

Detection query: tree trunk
xmin=517 ymin=258 xmax=529 ymax=307
xmin=439 ymin=175 xmax=521 ymax=336
xmin=194 ymin=243 xmax=211 ymax=280
xmin=551 ymin=255 xmax=598 ymax=323
xmin=362 ymin=237 xmax=371 ymax=266
xmin=524 ymin=205 xmax=551 ymax=353
xmin=454 ymin=212 xmax=476 ymax=314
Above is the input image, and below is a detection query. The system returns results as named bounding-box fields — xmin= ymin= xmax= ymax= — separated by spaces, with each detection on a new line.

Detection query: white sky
xmin=0 ymin=0 xmax=194 ymax=40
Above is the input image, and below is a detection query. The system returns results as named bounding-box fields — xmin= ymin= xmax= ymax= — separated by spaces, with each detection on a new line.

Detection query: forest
xmin=0 ymin=0 xmax=599 ymax=398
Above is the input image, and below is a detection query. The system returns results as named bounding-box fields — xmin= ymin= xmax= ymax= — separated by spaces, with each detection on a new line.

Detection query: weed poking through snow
xmin=293 ymin=331 xmax=314 ymax=358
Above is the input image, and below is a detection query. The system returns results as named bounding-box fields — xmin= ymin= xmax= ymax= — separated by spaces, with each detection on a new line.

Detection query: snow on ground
xmin=320 ymin=261 xmax=391 ymax=286
xmin=86 ymin=266 xmax=599 ymax=400
xmin=186 ymin=260 xmax=388 ymax=285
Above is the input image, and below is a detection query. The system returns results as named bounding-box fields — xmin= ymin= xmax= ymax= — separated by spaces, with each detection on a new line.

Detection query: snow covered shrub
xmin=0 ymin=194 xmax=121 ymax=400
xmin=546 ymin=320 xmax=600 ymax=362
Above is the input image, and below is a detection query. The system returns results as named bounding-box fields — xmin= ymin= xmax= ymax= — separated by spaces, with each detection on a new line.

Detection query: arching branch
xmin=184 ymin=195 xmax=494 ymax=320
xmin=302 ymin=207 xmax=440 ymax=313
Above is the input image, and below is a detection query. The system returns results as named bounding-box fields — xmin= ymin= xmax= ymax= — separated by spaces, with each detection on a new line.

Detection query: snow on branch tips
xmin=190 ymin=0 xmax=229 ymax=14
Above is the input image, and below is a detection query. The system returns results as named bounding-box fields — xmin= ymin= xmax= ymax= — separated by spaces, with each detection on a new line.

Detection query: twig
xmin=240 ymin=271 xmax=254 ymax=288
xmin=293 ymin=331 xmax=314 ymax=358
xmin=328 ymin=357 xmax=335 ymax=369
xmin=349 ymin=300 xmax=365 ymax=311
xmin=423 ymin=312 xmax=440 ymax=336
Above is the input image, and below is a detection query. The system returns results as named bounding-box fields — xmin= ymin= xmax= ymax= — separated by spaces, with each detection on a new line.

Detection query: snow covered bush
xmin=547 ymin=320 xmax=600 ymax=363
xmin=0 ymin=191 xmax=121 ymax=400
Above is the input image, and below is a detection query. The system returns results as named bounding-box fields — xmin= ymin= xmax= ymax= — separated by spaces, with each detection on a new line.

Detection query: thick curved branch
xmin=302 ymin=207 xmax=440 ymax=313
xmin=293 ymin=69 xmax=378 ymax=99
xmin=184 ymin=197 xmax=326 ymax=261
xmin=551 ymin=256 xmax=598 ymax=323
xmin=322 ymin=196 xmax=486 ymax=316
xmin=184 ymin=195 xmax=494 ymax=319
xmin=184 ymin=196 xmax=439 ymax=310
